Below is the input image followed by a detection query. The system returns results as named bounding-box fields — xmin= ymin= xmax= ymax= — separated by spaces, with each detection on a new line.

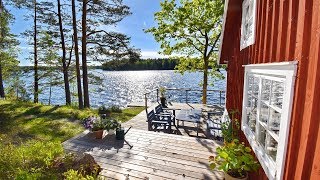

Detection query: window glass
xmin=242 ymin=62 xmax=297 ymax=180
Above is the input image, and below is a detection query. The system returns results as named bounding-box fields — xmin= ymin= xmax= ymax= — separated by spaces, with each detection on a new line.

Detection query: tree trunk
xmin=0 ymin=63 xmax=5 ymax=98
xmin=33 ymin=0 xmax=39 ymax=103
xmin=202 ymin=57 xmax=209 ymax=104
xmin=0 ymin=0 xmax=4 ymax=98
xmin=72 ymin=0 xmax=84 ymax=109
xmin=82 ymin=0 xmax=90 ymax=108
xmin=57 ymin=0 xmax=71 ymax=105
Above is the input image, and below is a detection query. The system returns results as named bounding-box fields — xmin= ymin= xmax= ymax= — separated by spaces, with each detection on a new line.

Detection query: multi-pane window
xmin=240 ymin=0 xmax=257 ymax=50
xmin=242 ymin=62 xmax=297 ymax=180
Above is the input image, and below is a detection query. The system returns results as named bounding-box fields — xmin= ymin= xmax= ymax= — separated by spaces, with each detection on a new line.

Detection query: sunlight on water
xmin=30 ymin=70 xmax=226 ymax=108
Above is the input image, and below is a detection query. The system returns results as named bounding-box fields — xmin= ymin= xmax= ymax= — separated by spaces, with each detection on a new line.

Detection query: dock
xmin=63 ymin=100 xmax=225 ymax=179
xmin=63 ymin=128 xmax=224 ymax=179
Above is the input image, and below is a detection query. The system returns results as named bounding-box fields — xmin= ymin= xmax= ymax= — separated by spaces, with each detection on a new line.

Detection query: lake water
xmin=29 ymin=70 xmax=226 ymax=108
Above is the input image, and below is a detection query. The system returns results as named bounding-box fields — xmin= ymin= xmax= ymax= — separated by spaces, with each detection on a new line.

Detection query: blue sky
xmin=9 ymin=0 xmax=165 ymax=66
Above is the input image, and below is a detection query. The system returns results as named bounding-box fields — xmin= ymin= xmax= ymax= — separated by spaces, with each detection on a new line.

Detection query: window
xmin=241 ymin=62 xmax=297 ymax=180
xmin=240 ymin=0 xmax=257 ymax=50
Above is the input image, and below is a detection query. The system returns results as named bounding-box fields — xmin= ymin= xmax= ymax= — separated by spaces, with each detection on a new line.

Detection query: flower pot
xmin=224 ymin=172 xmax=248 ymax=180
xmin=108 ymin=129 xmax=115 ymax=135
xmin=160 ymin=97 xmax=167 ymax=107
xmin=93 ymin=130 xmax=104 ymax=139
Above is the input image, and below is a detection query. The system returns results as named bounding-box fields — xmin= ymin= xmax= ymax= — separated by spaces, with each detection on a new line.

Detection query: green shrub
xmin=110 ymin=105 xmax=122 ymax=113
xmin=209 ymin=139 xmax=259 ymax=178
xmin=64 ymin=169 xmax=95 ymax=180
xmin=0 ymin=140 xmax=64 ymax=179
xmin=98 ymin=106 xmax=111 ymax=115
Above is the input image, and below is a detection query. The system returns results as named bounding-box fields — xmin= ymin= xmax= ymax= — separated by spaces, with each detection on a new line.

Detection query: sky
xmin=9 ymin=0 xmax=166 ymax=66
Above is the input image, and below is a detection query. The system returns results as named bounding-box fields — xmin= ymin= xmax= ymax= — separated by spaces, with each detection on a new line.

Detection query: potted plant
xmin=91 ymin=120 xmax=105 ymax=139
xmin=159 ymin=87 xmax=167 ymax=107
xmin=209 ymin=139 xmax=260 ymax=180
xmin=105 ymin=119 xmax=120 ymax=135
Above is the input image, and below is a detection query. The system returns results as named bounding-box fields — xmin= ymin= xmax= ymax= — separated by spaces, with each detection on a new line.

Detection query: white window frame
xmin=241 ymin=61 xmax=298 ymax=180
xmin=240 ymin=0 xmax=257 ymax=50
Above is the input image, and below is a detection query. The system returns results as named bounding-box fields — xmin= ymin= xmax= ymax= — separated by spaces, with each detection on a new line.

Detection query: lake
xmin=28 ymin=70 xmax=226 ymax=108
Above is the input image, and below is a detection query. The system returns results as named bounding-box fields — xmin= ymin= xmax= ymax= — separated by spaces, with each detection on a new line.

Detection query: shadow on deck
xmin=63 ymin=129 xmax=224 ymax=179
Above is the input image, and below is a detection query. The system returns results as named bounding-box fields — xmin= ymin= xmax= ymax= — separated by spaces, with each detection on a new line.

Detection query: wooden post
xmin=219 ymin=91 xmax=222 ymax=106
xmin=156 ymin=88 xmax=159 ymax=103
xmin=185 ymin=89 xmax=189 ymax=103
xmin=145 ymin=93 xmax=148 ymax=114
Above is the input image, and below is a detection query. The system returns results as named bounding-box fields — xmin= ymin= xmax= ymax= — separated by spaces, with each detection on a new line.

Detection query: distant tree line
xmin=101 ymin=58 xmax=179 ymax=71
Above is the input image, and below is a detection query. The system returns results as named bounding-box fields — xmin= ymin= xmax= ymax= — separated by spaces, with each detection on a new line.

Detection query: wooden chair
xmin=147 ymin=110 xmax=172 ymax=133
xmin=207 ymin=111 xmax=224 ymax=139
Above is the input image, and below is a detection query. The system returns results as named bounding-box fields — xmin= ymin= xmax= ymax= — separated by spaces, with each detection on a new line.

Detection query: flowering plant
xmin=83 ymin=116 xmax=99 ymax=130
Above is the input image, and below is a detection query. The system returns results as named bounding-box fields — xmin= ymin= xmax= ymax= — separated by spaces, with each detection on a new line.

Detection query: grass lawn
xmin=0 ymin=100 xmax=144 ymax=144
xmin=0 ymin=100 xmax=144 ymax=179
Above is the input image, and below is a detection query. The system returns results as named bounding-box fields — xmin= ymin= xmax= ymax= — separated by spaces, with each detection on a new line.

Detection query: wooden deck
xmin=63 ymin=129 xmax=224 ymax=179
xmin=124 ymin=102 xmax=224 ymax=138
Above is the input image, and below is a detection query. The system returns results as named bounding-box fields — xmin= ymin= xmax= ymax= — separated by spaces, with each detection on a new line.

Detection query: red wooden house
xmin=219 ymin=0 xmax=320 ymax=179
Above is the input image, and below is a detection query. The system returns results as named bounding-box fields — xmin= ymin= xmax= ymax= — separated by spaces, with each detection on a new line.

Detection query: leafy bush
xmin=0 ymin=141 xmax=64 ymax=179
xmin=0 ymin=140 xmax=100 ymax=179
xmin=209 ymin=139 xmax=259 ymax=178
xmin=110 ymin=105 xmax=122 ymax=113
xmin=98 ymin=106 xmax=111 ymax=115
xmin=221 ymin=109 xmax=240 ymax=143
xmin=64 ymin=169 xmax=95 ymax=180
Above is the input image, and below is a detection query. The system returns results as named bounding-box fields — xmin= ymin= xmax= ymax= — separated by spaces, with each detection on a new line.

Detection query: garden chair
xmin=147 ymin=110 xmax=172 ymax=133
xmin=207 ymin=111 xmax=224 ymax=140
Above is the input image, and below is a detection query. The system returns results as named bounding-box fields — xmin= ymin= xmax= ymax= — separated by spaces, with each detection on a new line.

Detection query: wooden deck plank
xmin=63 ymin=128 xmax=223 ymax=179
xmin=63 ymin=143 xmax=212 ymax=170
xmin=96 ymin=157 xmax=198 ymax=180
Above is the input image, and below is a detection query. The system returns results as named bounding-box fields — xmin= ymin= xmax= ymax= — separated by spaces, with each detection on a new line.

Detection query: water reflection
xmin=30 ymin=70 xmax=226 ymax=108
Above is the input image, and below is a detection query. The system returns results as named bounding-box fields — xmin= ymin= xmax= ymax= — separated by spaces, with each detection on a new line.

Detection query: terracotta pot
xmin=93 ymin=130 xmax=104 ymax=139
xmin=224 ymin=172 xmax=248 ymax=180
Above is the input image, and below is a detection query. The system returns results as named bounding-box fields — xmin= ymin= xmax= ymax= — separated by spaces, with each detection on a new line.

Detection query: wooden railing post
xmin=219 ymin=90 xmax=222 ymax=106
xmin=156 ymin=88 xmax=159 ymax=103
xmin=185 ymin=89 xmax=189 ymax=103
xmin=145 ymin=94 xmax=148 ymax=114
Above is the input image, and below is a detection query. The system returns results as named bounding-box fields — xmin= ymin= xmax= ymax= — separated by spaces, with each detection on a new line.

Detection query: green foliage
xmin=110 ymin=107 xmax=145 ymax=123
xmin=98 ymin=106 xmax=111 ymax=115
xmin=104 ymin=119 xmax=120 ymax=131
xmin=209 ymin=139 xmax=260 ymax=178
xmin=0 ymin=140 xmax=64 ymax=179
xmin=159 ymin=87 xmax=166 ymax=97
xmin=102 ymin=58 xmax=179 ymax=70
xmin=0 ymin=100 xmax=96 ymax=144
xmin=145 ymin=0 xmax=223 ymax=61
xmin=110 ymin=105 xmax=122 ymax=113
xmin=64 ymin=169 xmax=95 ymax=180
xmin=221 ymin=110 xmax=240 ymax=143
xmin=92 ymin=119 xmax=105 ymax=131
xmin=146 ymin=0 xmax=225 ymax=103
xmin=0 ymin=3 xmax=20 ymax=86
xmin=98 ymin=105 xmax=122 ymax=114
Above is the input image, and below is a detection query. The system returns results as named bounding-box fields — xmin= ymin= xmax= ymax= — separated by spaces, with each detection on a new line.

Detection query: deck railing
xmin=143 ymin=88 xmax=226 ymax=111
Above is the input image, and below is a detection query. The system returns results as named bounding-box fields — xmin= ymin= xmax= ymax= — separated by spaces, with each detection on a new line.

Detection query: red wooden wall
xmin=220 ymin=0 xmax=320 ymax=179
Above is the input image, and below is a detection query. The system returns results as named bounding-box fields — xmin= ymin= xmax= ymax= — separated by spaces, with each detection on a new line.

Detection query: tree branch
xmin=207 ymin=32 xmax=221 ymax=58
